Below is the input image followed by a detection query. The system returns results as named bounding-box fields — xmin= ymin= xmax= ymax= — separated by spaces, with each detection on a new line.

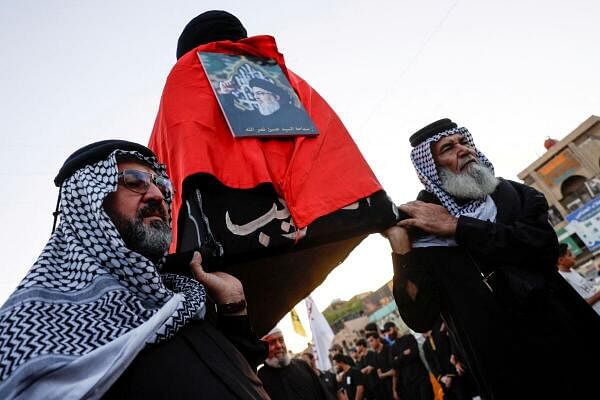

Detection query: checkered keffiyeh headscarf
xmin=410 ymin=126 xmax=494 ymax=216
xmin=0 ymin=150 xmax=206 ymax=399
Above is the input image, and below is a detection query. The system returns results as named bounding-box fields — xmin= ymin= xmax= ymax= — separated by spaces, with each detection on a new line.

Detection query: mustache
xmin=458 ymin=155 xmax=478 ymax=170
xmin=137 ymin=200 xmax=168 ymax=222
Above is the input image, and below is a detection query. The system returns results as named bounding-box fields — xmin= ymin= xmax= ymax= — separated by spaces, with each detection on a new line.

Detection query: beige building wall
xmin=518 ymin=115 xmax=600 ymax=271
xmin=518 ymin=116 xmax=600 ymax=219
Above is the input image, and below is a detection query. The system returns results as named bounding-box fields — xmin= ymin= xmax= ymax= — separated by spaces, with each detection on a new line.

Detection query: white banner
xmin=305 ymin=295 xmax=334 ymax=371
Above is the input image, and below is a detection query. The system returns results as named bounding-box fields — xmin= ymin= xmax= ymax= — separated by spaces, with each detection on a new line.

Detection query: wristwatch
xmin=217 ymin=299 xmax=247 ymax=314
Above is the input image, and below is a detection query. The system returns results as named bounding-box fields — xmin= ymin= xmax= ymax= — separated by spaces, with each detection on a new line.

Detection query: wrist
xmin=217 ymin=298 xmax=247 ymax=315
xmin=215 ymin=288 xmax=245 ymax=306
xmin=443 ymin=216 xmax=458 ymax=236
xmin=387 ymin=229 xmax=411 ymax=254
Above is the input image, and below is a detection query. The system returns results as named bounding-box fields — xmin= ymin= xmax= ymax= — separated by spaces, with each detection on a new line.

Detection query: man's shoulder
xmin=497 ymin=178 xmax=542 ymax=196
xmin=398 ymin=333 xmax=415 ymax=343
xmin=257 ymin=363 xmax=278 ymax=378
xmin=495 ymin=178 xmax=548 ymax=207
xmin=291 ymin=358 xmax=315 ymax=374
xmin=391 ymin=335 xmax=410 ymax=349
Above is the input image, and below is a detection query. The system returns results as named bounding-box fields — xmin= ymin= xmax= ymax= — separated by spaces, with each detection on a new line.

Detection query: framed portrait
xmin=199 ymin=52 xmax=318 ymax=138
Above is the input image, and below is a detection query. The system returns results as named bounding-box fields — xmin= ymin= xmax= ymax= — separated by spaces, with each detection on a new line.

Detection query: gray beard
xmin=265 ymin=353 xmax=291 ymax=368
xmin=105 ymin=207 xmax=172 ymax=263
xmin=439 ymin=163 xmax=499 ymax=200
xmin=257 ymin=99 xmax=280 ymax=116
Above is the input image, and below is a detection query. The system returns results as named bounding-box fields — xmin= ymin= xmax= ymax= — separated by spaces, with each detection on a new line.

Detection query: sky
xmin=1 ymin=0 xmax=599 ymax=352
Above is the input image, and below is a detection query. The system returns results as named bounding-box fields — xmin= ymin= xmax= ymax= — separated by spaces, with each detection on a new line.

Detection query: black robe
xmin=392 ymin=179 xmax=600 ymax=400
xmin=257 ymin=359 xmax=334 ymax=400
xmin=103 ymin=315 xmax=269 ymax=399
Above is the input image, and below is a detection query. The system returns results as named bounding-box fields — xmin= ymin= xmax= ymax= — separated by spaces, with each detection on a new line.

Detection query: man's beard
xmin=257 ymin=98 xmax=280 ymax=116
xmin=105 ymin=200 xmax=172 ymax=263
xmin=265 ymin=353 xmax=291 ymax=368
xmin=439 ymin=162 xmax=499 ymax=200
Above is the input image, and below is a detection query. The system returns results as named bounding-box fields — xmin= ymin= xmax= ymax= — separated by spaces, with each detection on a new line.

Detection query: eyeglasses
xmin=117 ymin=169 xmax=174 ymax=200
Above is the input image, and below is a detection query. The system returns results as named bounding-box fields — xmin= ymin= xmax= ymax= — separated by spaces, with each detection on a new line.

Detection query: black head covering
xmin=52 ymin=140 xmax=158 ymax=233
xmin=248 ymin=78 xmax=287 ymax=99
xmin=176 ymin=10 xmax=247 ymax=59
xmin=409 ymin=118 xmax=457 ymax=147
xmin=54 ymin=140 xmax=156 ymax=187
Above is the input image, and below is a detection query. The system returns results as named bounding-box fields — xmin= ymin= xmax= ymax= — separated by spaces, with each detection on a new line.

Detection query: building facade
xmin=518 ymin=115 xmax=600 ymax=275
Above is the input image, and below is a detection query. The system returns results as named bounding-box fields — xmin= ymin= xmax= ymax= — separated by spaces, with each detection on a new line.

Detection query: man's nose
xmin=143 ymin=182 xmax=166 ymax=202
xmin=456 ymin=143 xmax=473 ymax=157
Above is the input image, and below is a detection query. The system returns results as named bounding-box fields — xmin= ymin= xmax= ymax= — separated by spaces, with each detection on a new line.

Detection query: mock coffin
xmin=149 ymin=35 xmax=398 ymax=334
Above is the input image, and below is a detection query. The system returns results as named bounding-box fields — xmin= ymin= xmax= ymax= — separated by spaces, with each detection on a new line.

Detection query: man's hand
xmin=451 ymin=355 xmax=466 ymax=376
xmin=189 ymin=251 xmax=246 ymax=312
xmin=440 ymin=375 xmax=453 ymax=388
xmin=398 ymin=201 xmax=458 ymax=237
xmin=218 ymin=80 xmax=235 ymax=94
xmin=383 ymin=225 xmax=411 ymax=255
xmin=361 ymin=365 xmax=374 ymax=375
xmin=587 ymin=289 xmax=600 ymax=306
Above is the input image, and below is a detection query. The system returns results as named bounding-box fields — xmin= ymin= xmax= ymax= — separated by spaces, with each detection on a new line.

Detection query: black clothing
xmin=176 ymin=11 xmax=247 ymax=59
xmin=257 ymin=358 xmax=334 ymax=400
xmin=422 ymin=323 xmax=476 ymax=400
xmin=317 ymin=370 xmax=339 ymax=399
xmin=340 ymin=367 xmax=366 ymax=400
xmin=373 ymin=344 xmax=394 ymax=399
xmin=103 ymin=316 xmax=269 ymax=399
xmin=54 ymin=140 xmax=156 ymax=186
xmin=409 ymin=118 xmax=457 ymax=147
xmin=393 ymin=179 xmax=600 ymax=400
xmin=390 ymin=334 xmax=432 ymax=400
xmin=355 ymin=351 xmax=379 ymax=399
xmin=422 ymin=334 xmax=451 ymax=382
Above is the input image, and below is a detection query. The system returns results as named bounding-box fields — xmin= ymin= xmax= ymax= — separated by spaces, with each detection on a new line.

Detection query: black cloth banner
xmin=167 ymin=174 xmax=398 ymax=335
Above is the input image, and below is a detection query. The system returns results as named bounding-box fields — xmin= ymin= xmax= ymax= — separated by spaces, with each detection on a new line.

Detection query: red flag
xmin=149 ymin=35 xmax=382 ymax=252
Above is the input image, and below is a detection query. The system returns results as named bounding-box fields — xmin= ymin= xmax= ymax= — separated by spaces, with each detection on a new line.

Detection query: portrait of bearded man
xmin=219 ymin=76 xmax=314 ymax=133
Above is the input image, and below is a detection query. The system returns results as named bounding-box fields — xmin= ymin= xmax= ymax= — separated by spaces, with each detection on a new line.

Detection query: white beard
xmin=264 ymin=353 xmax=291 ymax=368
xmin=257 ymin=99 xmax=281 ymax=116
xmin=439 ymin=163 xmax=499 ymax=200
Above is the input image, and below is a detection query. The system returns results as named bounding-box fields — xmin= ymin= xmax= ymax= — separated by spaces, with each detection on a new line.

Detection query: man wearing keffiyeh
xmin=0 ymin=140 xmax=269 ymax=399
xmin=384 ymin=119 xmax=600 ymax=400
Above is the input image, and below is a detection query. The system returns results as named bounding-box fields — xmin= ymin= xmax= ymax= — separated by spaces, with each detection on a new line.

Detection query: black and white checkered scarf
xmin=410 ymin=126 xmax=495 ymax=216
xmin=0 ymin=150 xmax=206 ymax=399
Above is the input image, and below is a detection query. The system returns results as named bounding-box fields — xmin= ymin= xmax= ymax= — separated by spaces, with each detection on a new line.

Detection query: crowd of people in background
xmin=274 ymin=320 xmax=482 ymax=400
